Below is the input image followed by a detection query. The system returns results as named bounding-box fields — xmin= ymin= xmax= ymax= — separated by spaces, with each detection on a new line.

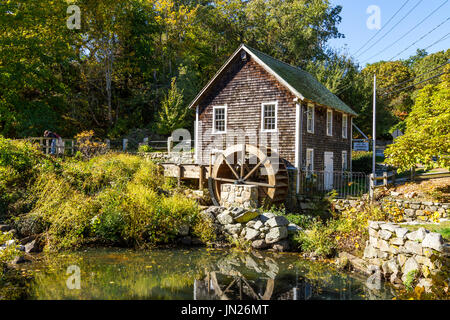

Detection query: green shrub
xmin=352 ymin=151 xmax=384 ymax=174
xmin=138 ymin=145 xmax=155 ymax=153
xmin=293 ymin=220 xmax=336 ymax=257
xmin=0 ymin=136 xmax=55 ymax=217
xmin=404 ymin=270 xmax=419 ymax=291
xmin=285 ymin=214 xmax=316 ymax=229
xmin=352 ymin=151 xmax=373 ymax=174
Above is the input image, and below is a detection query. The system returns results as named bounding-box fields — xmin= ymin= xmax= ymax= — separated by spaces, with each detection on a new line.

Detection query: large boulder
xmin=380 ymin=223 xmax=397 ymax=232
xmin=216 ymin=211 xmax=234 ymax=225
xmin=244 ymin=228 xmax=260 ymax=241
xmin=287 ymin=223 xmax=302 ymax=234
xmin=368 ymin=221 xmax=380 ymax=230
xmin=259 ymin=212 xmax=275 ymax=223
xmin=378 ymin=230 xmax=392 ymax=240
xmin=395 ymin=227 xmax=409 ymax=239
xmin=404 ymin=241 xmax=423 ymax=255
xmin=272 ymin=240 xmax=290 ymax=252
xmin=363 ymin=245 xmax=378 ymax=259
xmin=265 ymin=227 xmax=288 ymax=244
xmin=406 ymin=228 xmax=429 ymax=242
xmin=224 ymin=223 xmax=243 ymax=236
xmin=266 ymin=216 xmax=289 ymax=228
xmin=234 ymin=210 xmax=260 ymax=224
xmin=402 ymin=257 xmax=419 ymax=281
xmin=251 ymin=239 xmax=269 ymax=250
xmin=422 ymin=233 xmax=444 ymax=252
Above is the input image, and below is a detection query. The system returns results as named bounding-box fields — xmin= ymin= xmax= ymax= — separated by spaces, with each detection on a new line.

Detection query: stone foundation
xmin=363 ymin=221 xmax=449 ymax=290
xmin=220 ymin=184 xmax=258 ymax=209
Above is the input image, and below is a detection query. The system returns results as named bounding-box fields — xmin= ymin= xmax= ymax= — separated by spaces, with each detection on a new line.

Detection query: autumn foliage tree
xmin=384 ymin=66 xmax=450 ymax=172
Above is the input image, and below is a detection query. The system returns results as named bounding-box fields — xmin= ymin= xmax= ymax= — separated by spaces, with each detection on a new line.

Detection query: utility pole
xmin=372 ymin=74 xmax=377 ymax=178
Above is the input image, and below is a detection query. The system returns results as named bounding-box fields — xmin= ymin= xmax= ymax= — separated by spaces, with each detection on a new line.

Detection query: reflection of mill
xmin=193 ymin=253 xmax=316 ymax=300
xmin=195 ymin=271 xmax=275 ymax=300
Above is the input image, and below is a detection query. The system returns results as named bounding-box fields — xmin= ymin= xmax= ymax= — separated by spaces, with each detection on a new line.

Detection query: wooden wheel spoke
xmin=242 ymin=156 xmax=268 ymax=181
xmin=245 ymin=180 xmax=276 ymax=188
xmin=220 ymin=154 xmax=240 ymax=180
xmin=214 ymin=177 xmax=238 ymax=184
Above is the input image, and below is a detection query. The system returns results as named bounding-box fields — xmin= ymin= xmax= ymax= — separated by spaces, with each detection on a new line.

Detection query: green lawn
xmin=404 ymin=221 xmax=450 ymax=242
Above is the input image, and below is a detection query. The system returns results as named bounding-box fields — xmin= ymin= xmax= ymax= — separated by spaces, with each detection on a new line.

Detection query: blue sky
xmin=327 ymin=0 xmax=450 ymax=66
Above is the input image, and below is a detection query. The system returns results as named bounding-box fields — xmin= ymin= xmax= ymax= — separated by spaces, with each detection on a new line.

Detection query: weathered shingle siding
xmin=301 ymin=104 xmax=352 ymax=171
xmin=198 ymin=54 xmax=297 ymax=165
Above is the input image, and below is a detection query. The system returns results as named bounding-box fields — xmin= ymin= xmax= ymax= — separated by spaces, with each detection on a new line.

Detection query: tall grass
xmin=1 ymin=137 xmax=213 ymax=251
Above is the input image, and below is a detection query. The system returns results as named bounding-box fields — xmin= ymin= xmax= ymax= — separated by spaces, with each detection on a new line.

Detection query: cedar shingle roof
xmin=189 ymin=44 xmax=358 ymax=116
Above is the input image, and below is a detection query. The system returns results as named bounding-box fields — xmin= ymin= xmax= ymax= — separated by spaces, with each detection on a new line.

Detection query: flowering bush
xmin=75 ymin=130 xmax=107 ymax=159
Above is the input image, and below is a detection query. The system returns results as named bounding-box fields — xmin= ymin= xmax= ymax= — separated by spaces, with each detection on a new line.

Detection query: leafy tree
xmin=156 ymin=78 xmax=189 ymax=135
xmin=384 ymin=66 xmax=450 ymax=172
xmin=362 ymin=61 xmax=415 ymax=114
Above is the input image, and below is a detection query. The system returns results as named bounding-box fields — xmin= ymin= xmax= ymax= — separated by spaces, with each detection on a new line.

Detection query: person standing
xmin=44 ymin=130 xmax=61 ymax=155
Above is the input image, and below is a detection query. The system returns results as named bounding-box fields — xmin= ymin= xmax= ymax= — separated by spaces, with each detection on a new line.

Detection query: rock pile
xmin=363 ymin=221 xmax=449 ymax=291
xmin=201 ymin=206 xmax=302 ymax=252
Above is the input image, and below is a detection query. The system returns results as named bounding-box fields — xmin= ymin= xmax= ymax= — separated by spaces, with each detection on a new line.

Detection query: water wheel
xmin=209 ymin=144 xmax=289 ymax=206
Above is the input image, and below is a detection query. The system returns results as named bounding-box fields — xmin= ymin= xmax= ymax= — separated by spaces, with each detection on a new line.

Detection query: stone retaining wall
xmin=332 ymin=198 xmax=449 ymax=223
xmin=138 ymin=152 xmax=195 ymax=164
xmin=363 ymin=221 xmax=449 ymax=291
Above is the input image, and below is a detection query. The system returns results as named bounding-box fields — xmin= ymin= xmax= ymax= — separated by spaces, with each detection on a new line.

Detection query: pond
xmin=21 ymin=248 xmax=396 ymax=300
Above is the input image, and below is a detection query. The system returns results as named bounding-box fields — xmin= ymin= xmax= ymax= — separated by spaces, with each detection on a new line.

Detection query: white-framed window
xmin=342 ymin=114 xmax=348 ymax=139
xmin=306 ymin=103 xmax=314 ymax=133
xmin=213 ymin=105 xmax=227 ymax=134
xmin=306 ymin=148 xmax=314 ymax=171
xmin=342 ymin=150 xmax=348 ymax=171
xmin=261 ymin=102 xmax=278 ymax=132
xmin=327 ymin=109 xmax=333 ymax=136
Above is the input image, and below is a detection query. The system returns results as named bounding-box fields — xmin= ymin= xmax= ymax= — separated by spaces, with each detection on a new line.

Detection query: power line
xmin=381 ymin=60 xmax=450 ymax=92
xmin=357 ymin=0 xmax=424 ymax=59
xmin=383 ymin=71 xmax=447 ymax=96
xmin=423 ymin=32 xmax=450 ymax=51
xmin=353 ymin=0 xmax=411 ymax=56
xmin=388 ymin=17 xmax=450 ymax=61
xmin=361 ymin=0 xmax=448 ymax=63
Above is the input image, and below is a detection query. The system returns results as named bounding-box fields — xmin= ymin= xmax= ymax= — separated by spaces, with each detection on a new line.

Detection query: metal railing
xmin=298 ymin=170 xmax=369 ymax=199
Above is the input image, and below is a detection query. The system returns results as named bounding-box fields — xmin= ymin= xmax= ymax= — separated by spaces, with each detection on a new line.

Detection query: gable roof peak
xmin=189 ymin=44 xmax=358 ymax=116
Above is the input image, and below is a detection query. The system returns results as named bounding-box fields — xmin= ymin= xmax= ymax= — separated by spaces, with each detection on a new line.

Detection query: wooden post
xmin=167 ymin=137 xmax=174 ymax=153
xmin=123 ymin=139 xmax=128 ymax=152
xmin=391 ymin=171 xmax=396 ymax=185
xmin=411 ymin=167 xmax=416 ymax=182
xmin=39 ymin=138 xmax=43 ymax=154
xmin=383 ymin=171 xmax=388 ymax=186
xmin=105 ymin=139 xmax=110 ymax=150
xmin=177 ymin=164 xmax=181 ymax=187
xmin=199 ymin=166 xmax=204 ymax=190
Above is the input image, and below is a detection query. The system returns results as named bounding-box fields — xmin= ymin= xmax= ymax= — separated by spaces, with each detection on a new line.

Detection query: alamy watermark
xmin=66 ymin=265 xmax=81 ymax=290
xmin=67 ymin=5 xmax=81 ymax=30
xmin=366 ymin=5 xmax=381 ymax=30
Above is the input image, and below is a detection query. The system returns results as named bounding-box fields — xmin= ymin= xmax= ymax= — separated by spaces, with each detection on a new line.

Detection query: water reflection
xmin=22 ymin=248 xmax=395 ymax=300
xmin=195 ymin=251 xmax=394 ymax=300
